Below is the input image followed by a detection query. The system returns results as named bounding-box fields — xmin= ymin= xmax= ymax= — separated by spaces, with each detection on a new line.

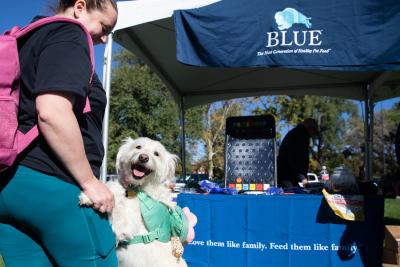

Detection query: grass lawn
xmin=384 ymin=197 xmax=400 ymax=225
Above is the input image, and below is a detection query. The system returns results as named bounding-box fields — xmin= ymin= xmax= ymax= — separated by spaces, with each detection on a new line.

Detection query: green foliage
xmin=343 ymin=102 xmax=400 ymax=179
xmin=107 ymin=49 xmax=203 ymax=173
xmin=184 ymin=106 xmax=206 ymax=143
xmin=372 ymin=108 xmax=399 ymax=178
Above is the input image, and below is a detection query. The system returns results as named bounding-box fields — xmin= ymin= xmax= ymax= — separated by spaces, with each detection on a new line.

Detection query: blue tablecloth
xmin=177 ymin=194 xmax=384 ymax=267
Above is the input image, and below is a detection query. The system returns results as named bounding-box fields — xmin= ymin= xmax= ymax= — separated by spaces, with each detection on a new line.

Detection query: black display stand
xmin=224 ymin=115 xmax=276 ymax=190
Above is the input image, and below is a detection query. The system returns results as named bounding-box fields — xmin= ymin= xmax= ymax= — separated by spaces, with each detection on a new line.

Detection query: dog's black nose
xmin=139 ymin=154 xmax=149 ymax=163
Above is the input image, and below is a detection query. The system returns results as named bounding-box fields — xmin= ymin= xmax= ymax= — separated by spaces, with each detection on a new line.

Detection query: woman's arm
xmin=36 ymin=92 xmax=114 ymax=213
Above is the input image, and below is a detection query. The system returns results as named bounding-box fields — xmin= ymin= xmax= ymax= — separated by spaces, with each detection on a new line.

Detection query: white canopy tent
xmin=100 ymin=0 xmax=400 ymax=181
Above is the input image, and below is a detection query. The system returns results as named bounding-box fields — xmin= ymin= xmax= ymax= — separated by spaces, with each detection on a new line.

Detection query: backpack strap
xmin=13 ymin=17 xmax=96 ymax=153
xmin=17 ymin=126 xmax=38 ymax=153
xmin=12 ymin=16 xmax=94 ymax=113
xmin=12 ymin=16 xmax=95 ymax=83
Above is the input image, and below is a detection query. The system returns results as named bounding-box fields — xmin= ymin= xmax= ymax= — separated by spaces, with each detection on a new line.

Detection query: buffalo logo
xmin=274 ymin=8 xmax=312 ymax=30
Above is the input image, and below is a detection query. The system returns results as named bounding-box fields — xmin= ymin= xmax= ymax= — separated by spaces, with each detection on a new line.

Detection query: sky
xmin=2 ymin=0 xmax=399 ymax=112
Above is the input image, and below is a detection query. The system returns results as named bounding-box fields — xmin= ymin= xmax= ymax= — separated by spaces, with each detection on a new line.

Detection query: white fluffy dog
xmin=82 ymin=137 xmax=196 ymax=267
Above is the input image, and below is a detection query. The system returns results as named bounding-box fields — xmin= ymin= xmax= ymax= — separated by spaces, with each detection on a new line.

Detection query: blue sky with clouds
xmin=2 ymin=0 xmax=399 ymax=112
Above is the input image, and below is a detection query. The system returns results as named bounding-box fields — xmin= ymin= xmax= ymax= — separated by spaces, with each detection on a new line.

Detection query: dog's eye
xmin=136 ymin=145 xmax=141 ymax=149
xmin=154 ymin=151 xmax=159 ymax=157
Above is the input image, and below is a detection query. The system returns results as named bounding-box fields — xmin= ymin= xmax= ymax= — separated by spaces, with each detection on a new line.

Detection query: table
xmin=177 ymin=193 xmax=384 ymax=267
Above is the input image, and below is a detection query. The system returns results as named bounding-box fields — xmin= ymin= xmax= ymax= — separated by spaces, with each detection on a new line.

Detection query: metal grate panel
xmin=225 ymin=137 xmax=275 ymax=185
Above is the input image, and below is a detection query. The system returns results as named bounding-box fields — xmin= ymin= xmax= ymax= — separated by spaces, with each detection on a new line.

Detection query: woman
xmin=0 ymin=0 xmax=119 ymax=266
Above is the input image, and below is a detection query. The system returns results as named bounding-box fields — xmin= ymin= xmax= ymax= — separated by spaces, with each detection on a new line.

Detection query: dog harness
xmin=120 ymin=188 xmax=189 ymax=246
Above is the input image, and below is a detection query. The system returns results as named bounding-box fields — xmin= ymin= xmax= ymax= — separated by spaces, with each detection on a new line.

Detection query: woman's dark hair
xmin=57 ymin=0 xmax=117 ymax=13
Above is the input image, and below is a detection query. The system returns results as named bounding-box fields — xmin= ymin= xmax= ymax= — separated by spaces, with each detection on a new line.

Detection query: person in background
xmin=277 ymin=118 xmax=319 ymax=188
xmin=0 ymin=0 xmax=118 ymax=266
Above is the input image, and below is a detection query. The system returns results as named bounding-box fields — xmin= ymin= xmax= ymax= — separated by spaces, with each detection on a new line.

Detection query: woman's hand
xmin=81 ymin=177 xmax=115 ymax=213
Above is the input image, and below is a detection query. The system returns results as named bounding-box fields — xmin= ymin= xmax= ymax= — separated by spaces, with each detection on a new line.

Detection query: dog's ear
xmin=165 ymin=153 xmax=179 ymax=179
xmin=116 ymin=137 xmax=134 ymax=178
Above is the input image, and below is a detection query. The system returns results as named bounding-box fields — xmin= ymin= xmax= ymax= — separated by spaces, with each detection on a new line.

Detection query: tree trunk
xmin=207 ymin=138 xmax=214 ymax=178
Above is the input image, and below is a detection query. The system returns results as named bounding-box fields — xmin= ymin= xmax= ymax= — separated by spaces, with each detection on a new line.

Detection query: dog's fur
xmin=108 ymin=137 xmax=187 ymax=267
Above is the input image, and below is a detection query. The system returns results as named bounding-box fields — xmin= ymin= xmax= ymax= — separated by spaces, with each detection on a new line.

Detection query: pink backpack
xmin=0 ymin=16 xmax=94 ymax=172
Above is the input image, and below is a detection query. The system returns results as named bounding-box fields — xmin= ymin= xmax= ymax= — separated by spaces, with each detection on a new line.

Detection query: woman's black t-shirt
xmin=17 ymin=17 xmax=106 ymax=185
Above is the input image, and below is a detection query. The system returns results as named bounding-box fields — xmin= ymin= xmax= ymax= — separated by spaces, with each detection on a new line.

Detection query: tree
xmin=341 ymin=113 xmax=365 ymax=177
xmin=107 ymin=49 xmax=203 ymax=173
xmin=181 ymin=106 xmax=206 ymax=175
xmin=200 ymin=100 xmax=243 ymax=179
xmin=336 ymin=101 xmax=400 ymax=180
xmin=376 ymin=101 xmax=400 ymax=195
xmin=372 ymin=104 xmax=400 ymax=177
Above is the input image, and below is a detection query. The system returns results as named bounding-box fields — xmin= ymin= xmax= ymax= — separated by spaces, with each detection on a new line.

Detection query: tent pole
xmin=179 ymin=97 xmax=187 ymax=178
xmin=364 ymin=84 xmax=374 ymax=181
xmin=100 ymin=34 xmax=113 ymax=182
xmin=362 ymin=72 xmax=388 ymax=181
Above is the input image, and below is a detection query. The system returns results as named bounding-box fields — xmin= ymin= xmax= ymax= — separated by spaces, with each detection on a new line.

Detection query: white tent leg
xmin=179 ymin=97 xmax=187 ymax=178
xmin=100 ymin=34 xmax=113 ymax=182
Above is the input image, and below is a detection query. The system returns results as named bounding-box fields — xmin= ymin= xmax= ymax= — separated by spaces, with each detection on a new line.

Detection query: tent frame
xmin=100 ymin=32 xmax=385 ymax=182
xmin=99 ymin=0 xmax=396 ymax=181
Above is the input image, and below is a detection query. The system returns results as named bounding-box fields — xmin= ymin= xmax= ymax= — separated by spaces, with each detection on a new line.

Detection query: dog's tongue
xmin=133 ymin=168 xmax=145 ymax=177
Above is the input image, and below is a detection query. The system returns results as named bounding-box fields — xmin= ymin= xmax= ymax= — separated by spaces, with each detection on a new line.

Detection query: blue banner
xmin=177 ymin=194 xmax=384 ymax=267
xmin=174 ymin=0 xmax=400 ymax=70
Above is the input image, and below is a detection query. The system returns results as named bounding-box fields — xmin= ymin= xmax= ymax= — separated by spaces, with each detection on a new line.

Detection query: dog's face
xmin=116 ymin=137 xmax=178 ymax=187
